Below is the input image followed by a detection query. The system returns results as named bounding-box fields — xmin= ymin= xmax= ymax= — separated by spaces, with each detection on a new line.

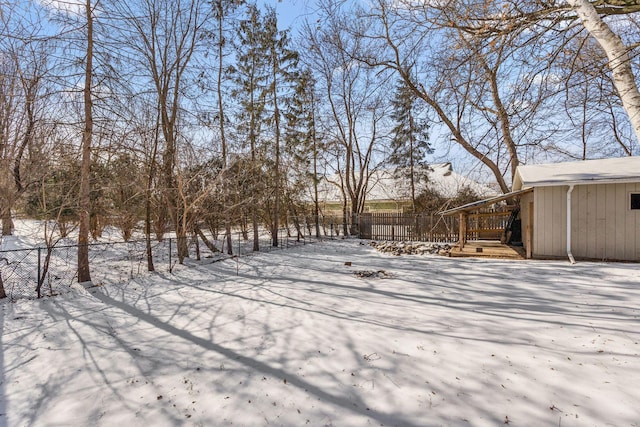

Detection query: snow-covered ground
xmin=1 ymin=234 xmax=639 ymax=426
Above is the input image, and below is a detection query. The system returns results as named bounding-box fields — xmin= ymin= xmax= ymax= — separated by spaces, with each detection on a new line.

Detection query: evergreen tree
xmin=285 ymin=68 xmax=321 ymax=237
xmin=388 ymin=79 xmax=432 ymax=212
xmin=212 ymin=0 xmax=244 ymax=255
xmin=232 ymin=5 xmax=298 ymax=249
xmin=261 ymin=7 xmax=298 ymax=247
xmin=232 ymin=4 xmax=269 ymax=251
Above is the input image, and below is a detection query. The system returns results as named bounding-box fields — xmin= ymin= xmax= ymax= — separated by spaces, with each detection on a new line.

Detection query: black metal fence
xmin=0 ymin=220 xmax=347 ymax=301
xmin=0 ymin=239 xmax=167 ymax=301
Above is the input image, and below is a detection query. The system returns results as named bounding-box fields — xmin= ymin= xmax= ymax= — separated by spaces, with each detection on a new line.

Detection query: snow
xmin=2 ymin=233 xmax=640 ymax=426
xmin=513 ymin=156 xmax=640 ymax=189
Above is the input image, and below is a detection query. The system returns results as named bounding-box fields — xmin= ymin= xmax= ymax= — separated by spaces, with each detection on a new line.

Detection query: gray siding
xmin=532 ymin=183 xmax=640 ymax=261
xmin=520 ymin=192 xmax=534 ymax=256
xmin=533 ymin=186 xmax=567 ymax=257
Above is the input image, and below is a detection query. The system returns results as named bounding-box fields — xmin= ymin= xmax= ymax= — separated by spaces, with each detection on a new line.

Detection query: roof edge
xmin=519 ymin=177 xmax=640 ymax=189
xmin=441 ymin=188 xmax=533 ymax=216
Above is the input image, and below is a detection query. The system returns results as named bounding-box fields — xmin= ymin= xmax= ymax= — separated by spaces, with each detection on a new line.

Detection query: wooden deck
xmin=447 ymin=240 xmax=526 ymax=260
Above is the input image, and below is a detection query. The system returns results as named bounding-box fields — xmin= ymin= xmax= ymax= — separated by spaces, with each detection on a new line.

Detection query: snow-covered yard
xmin=1 ymin=239 xmax=639 ymax=426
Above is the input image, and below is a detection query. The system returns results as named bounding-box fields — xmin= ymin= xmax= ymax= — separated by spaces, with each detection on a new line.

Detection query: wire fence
xmin=1 ymin=211 xmax=463 ymax=301
xmin=0 ymin=220 xmax=348 ymax=301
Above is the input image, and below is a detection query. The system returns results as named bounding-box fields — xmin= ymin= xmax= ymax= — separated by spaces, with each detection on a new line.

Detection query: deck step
xmin=446 ymin=241 xmax=526 ymax=260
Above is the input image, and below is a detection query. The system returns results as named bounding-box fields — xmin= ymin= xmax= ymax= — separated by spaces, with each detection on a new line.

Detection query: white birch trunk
xmin=567 ymin=0 xmax=640 ymax=147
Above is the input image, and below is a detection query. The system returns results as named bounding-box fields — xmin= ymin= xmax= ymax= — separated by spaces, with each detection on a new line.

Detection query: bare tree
xmin=108 ymin=0 xmax=211 ymax=262
xmin=0 ymin=4 xmax=51 ymax=235
xmin=77 ymin=0 xmax=94 ymax=283
xmin=22 ymin=147 xmax=82 ymax=296
xmin=567 ymin=0 xmax=640 ymax=144
xmin=344 ymin=0 xmax=640 ymax=198
xmin=0 ymin=54 xmax=21 ymax=236
xmin=301 ymin=2 xmax=391 ymax=233
xmin=37 ymin=184 xmax=80 ymax=298
xmin=426 ymin=0 xmax=640 ymax=153
xmin=356 ymin=1 xmax=564 ymax=192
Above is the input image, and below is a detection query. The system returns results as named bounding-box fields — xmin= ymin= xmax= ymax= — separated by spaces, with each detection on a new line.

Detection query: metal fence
xmin=0 ymin=220 xmax=346 ymax=301
xmin=0 ymin=240 xmax=168 ymax=301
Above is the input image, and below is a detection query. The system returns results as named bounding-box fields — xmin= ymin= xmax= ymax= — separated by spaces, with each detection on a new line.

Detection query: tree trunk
xmin=409 ymin=115 xmax=416 ymax=213
xmin=272 ymin=58 xmax=281 ymax=248
xmin=252 ymin=209 xmax=259 ymax=251
xmin=568 ymin=0 xmax=640 ymax=146
xmin=37 ymin=248 xmax=53 ymax=299
xmin=145 ymin=120 xmax=159 ymax=272
xmin=176 ymin=216 xmax=189 ymax=264
xmin=289 ymin=206 xmax=302 ymax=241
xmin=77 ymin=0 xmax=93 ymax=284
xmin=486 ymin=64 xmax=520 ymax=181
xmin=145 ymin=192 xmax=155 ymax=272
xmin=0 ymin=258 xmax=7 ymax=299
xmin=250 ymin=124 xmax=260 ymax=252
xmin=217 ymin=2 xmax=234 ymax=256
xmin=193 ymin=230 xmax=200 ymax=261
xmin=342 ymin=199 xmax=349 ymax=237
xmin=194 ymin=224 xmax=219 ymax=253
xmin=312 ymin=137 xmax=321 ymax=238
xmin=1 ymin=208 xmax=14 ymax=236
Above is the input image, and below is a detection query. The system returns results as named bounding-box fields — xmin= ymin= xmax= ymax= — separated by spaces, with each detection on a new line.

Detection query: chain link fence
xmin=0 ymin=217 xmax=349 ymax=301
xmin=0 ymin=240 xmax=167 ymax=300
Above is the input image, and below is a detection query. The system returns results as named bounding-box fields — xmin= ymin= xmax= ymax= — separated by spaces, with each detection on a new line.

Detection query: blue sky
xmin=261 ymin=0 xmax=317 ymax=30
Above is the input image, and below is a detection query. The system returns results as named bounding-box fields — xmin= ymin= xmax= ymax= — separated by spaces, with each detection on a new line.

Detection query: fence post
xmin=430 ymin=213 xmax=434 ymax=242
xmin=169 ymin=238 xmax=172 ymax=273
xmin=37 ymin=247 xmax=42 ymax=288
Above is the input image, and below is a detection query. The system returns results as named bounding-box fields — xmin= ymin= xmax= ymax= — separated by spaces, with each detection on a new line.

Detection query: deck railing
xmin=356 ymin=213 xmax=458 ymax=242
xmin=466 ymin=211 xmax=511 ymax=240
xmin=356 ymin=211 xmax=511 ymax=243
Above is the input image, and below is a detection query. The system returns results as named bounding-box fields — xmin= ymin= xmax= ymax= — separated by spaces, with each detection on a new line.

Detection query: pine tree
xmin=388 ymin=79 xmax=432 ymax=212
xmin=212 ymin=0 xmax=244 ymax=255
xmin=232 ymin=5 xmax=298 ymax=249
xmin=285 ymin=68 xmax=321 ymax=237
xmin=232 ymin=4 xmax=269 ymax=251
xmin=261 ymin=7 xmax=298 ymax=247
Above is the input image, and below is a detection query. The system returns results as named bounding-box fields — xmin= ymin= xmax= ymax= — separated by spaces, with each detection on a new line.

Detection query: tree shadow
xmin=0 ymin=303 xmax=5 ymax=427
xmin=2 ymin=239 xmax=638 ymax=426
xmin=88 ymin=287 xmax=425 ymax=427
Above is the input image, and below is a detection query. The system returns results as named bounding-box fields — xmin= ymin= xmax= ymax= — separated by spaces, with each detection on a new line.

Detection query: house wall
xmin=519 ymin=191 xmax=534 ymax=256
xmin=532 ymin=186 xmax=568 ymax=257
xmin=530 ymin=183 xmax=640 ymax=261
